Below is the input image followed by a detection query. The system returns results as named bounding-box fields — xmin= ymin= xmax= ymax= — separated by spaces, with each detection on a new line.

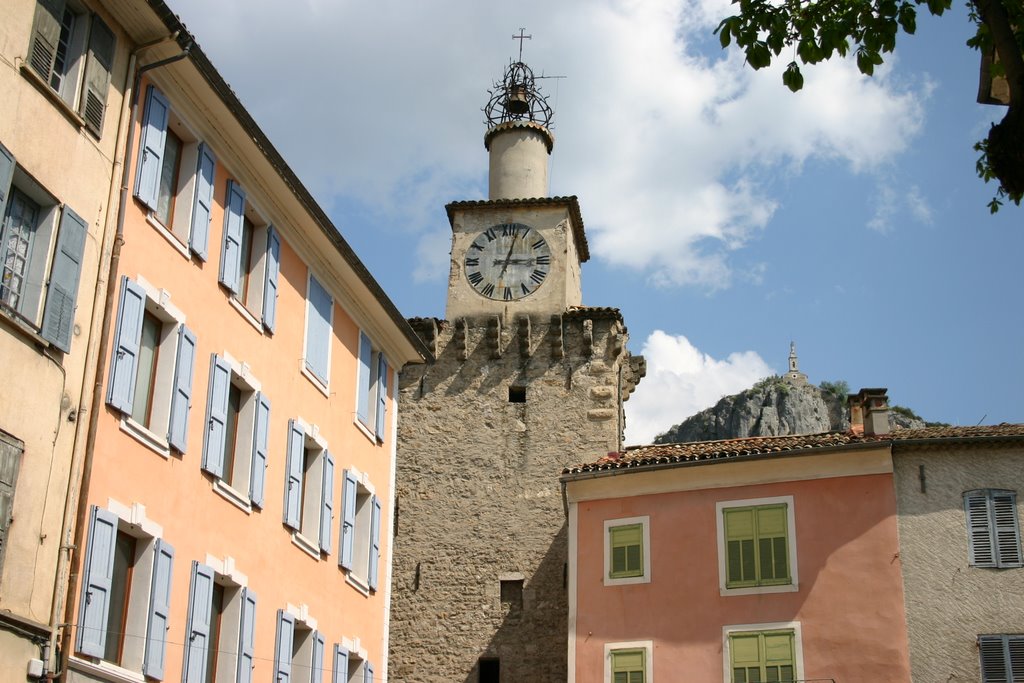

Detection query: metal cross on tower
xmin=513 ymin=28 xmax=531 ymax=61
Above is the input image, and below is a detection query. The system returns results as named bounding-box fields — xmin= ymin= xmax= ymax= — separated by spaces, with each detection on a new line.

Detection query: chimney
xmin=848 ymin=393 xmax=864 ymax=434
xmin=851 ymin=388 xmax=889 ymax=436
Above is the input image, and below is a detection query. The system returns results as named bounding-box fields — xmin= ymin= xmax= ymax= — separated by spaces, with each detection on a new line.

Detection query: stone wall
xmin=389 ymin=309 xmax=642 ymax=682
xmin=893 ymin=442 xmax=1024 ymax=682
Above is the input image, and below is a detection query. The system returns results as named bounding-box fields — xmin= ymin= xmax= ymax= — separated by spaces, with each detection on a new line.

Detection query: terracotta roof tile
xmin=563 ymin=423 xmax=1024 ymax=475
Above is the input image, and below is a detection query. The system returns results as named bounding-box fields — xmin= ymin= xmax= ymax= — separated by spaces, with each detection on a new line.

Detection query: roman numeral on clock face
xmin=504 ymin=287 xmax=513 ymax=301
xmin=484 ymin=228 xmax=497 ymax=242
xmin=465 ymin=257 xmax=479 ymax=267
xmin=467 ymin=271 xmax=483 ymax=285
xmin=530 ymin=269 xmax=546 ymax=284
xmin=536 ymin=254 xmax=550 ymax=265
xmin=502 ymin=224 xmax=521 ymax=237
xmin=480 ymin=283 xmax=495 ymax=297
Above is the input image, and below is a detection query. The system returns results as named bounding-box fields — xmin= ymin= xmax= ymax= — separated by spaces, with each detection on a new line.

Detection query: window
xmin=219 ymin=180 xmax=280 ymax=332
xmin=0 ymin=141 xmax=87 ymax=352
xmin=284 ymin=420 xmax=334 ymax=556
xmin=478 ymin=657 xmax=499 ymax=683
xmin=979 ymin=634 xmax=1024 ymax=682
xmin=500 ymin=579 xmax=523 ymax=618
xmin=27 ymin=0 xmax=115 ymax=136
xmin=334 ymin=645 xmax=373 ymax=683
xmin=303 ymin=274 xmax=332 ymax=386
xmin=604 ymin=641 xmax=652 ymax=683
xmin=340 ymin=469 xmax=381 ymax=591
xmin=181 ymin=561 xmax=257 ymax=683
xmin=355 ymin=332 xmax=390 ymax=441
xmin=134 ymin=85 xmax=217 ymax=260
xmin=965 ymin=489 xmax=1022 ymax=568
xmin=727 ymin=630 xmax=797 ymax=683
xmin=273 ymin=609 xmax=325 ymax=683
xmin=76 ymin=504 xmax=174 ymax=679
xmin=0 ymin=432 xmax=23 ymax=576
xmin=202 ymin=353 xmax=270 ymax=509
xmin=716 ymin=496 xmax=798 ymax=595
xmin=106 ymin=276 xmax=197 ymax=455
xmin=603 ymin=516 xmax=650 ymax=586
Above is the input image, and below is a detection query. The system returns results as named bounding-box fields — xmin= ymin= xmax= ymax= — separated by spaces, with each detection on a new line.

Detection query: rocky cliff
xmin=654 ymin=376 xmax=928 ymax=444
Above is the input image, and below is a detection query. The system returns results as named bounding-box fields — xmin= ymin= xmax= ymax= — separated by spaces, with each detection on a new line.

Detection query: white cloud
xmin=624 ymin=331 xmax=774 ymax=445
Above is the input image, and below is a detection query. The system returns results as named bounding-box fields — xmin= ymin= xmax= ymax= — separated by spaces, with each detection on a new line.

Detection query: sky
xmin=168 ymin=0 xmax=1023 ymax=446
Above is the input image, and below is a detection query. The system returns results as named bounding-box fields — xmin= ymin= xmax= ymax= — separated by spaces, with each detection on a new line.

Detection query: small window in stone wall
xmin=508 ymin=386 xmax=526 ymax=403
xmin=479 ymin=657 xmax=500 ymax=683
xmin=500 ymin=579 xmax=523 ymax=617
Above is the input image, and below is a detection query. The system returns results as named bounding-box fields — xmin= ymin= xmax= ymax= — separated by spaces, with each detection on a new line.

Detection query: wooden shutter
xmin=0 ymin=435 xmax=23 ymax=574
xmin=756 ymin=504 xmax=790 ymax=583
xmin=273 ymin=610 xmax=294 ymax=683
xmin=168 ymin=325 xmax=197 ymax=453
xmin=283 ymin=420 xmax=304 ymax=529
xmin=320 ymin=451 xmax=334 ymax=553
xmin=80 ymin=16 xmax=115 ymax=136
xmin=339 ymin=470 xmax=357 ymax=569
xmin=189 ymin=143 xmax=216 ymax=260
xmin=76 ymin=506 xmax=118 ymax=657
xmin=305 ymin=276 xmax=332 ymax=383
xmin=333 ymin=645 xmax=350 ymax=683
xmin=980 ymin=635 xmax=1010 ymax=683
xmin=106 ymin=277 xmax=146 ymax=413
xmin=725 ymin=507 xmax=756 ymax=587
xmin=763 ymin=631 xmax=795 ymax=680
xmin=992 ymin=492 xmax=1022 ymax=567
xmin=311 ymin=630 xmax=325 ymax=683
xmin=143 ymin=538 xmax=175 ymax=680
xmin=202 ymin=355 xmax=231 ymax=478
xmin=41 ymin=206 xmax=87 ymax=352
xmin=28 ymin=0 xmax=64 ymax=81
xmin=0 ymin=142 xmax=15 ymax=225
xmin=369 ymin=495 xmax=381 ymax=590
xmin=237 ymin=588 xmax=257 ymax=683
xmin=135 ymin=86 xmax=170 ymax=210
xmin=219 ymin=180 xmax=246 ymax=293
xmin=263 ymin=226 xmax=280 ymax=331
xmin=374 ymin=355 xmax=388 ymax=441
xmin=966 ymin=490 xmax=999 ymax=567
xmin=610 ymin=524 xmax=643 ymax=577
xmin=356 ymin=332 xmax=372 ymax=423
xmin=364 ymin=661 xmax=374 ymax=683
xmin=250 ymin=393 xmax=270 ymax=507
xmin=182 ymin=562 xmax=215 ymax=683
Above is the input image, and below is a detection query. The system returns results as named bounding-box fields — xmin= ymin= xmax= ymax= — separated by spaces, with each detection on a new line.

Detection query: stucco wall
xmin=894 ymin=443 xmax=1024 ymax=682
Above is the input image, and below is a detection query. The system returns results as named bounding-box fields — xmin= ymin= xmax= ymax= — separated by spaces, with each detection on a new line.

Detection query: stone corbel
xmin=454 ymin=318 xmax=469 ymax=360
xmin=488 ymin=315 xmax=503 ymax=359
xmin=518 ymin=315 xmax=531 ymax=356
xmin=551 ymin=314 xmax=564 ymax=358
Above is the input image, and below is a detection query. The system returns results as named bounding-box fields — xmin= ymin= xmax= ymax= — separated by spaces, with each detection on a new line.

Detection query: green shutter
xmin=609 ymin=524 xmax=644 ymax=578
xmin=611 ymin=649 xmax=645 ymax=683
xmin=725 ymin=504 xmax=790 ymax=588
xmin=730 ymin=631 xmax=795 ymax=683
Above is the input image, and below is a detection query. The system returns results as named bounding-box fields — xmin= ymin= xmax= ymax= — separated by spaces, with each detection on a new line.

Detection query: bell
xmin=506 ymin=86 xmax=530 ymax=115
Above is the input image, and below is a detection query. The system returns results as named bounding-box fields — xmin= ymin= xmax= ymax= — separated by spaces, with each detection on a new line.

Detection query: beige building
xmin=0 ymin=0 xmax=127 ymax=676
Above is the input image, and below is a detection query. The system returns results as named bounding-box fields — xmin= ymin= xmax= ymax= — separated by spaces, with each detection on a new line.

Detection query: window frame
xmin=218 ymin=179 xmax=280 ymax=333
xmin=283 ymin=418 xmax=334 ymax=558
xmin=354 ymin=331 xmax=390 ymax=443
xmin=274 ymin=606 xmax=325 ymax=683
xmin=603 ymin=640 xmax=653 ymax=683
xmin=339 ymin=467 xmax=381 ymax=593
xmin=964 ymin=489 xmax=1023 ymax=569
xmin=716 ymin=495 xmax=799 ymax=596
xmin=722 ymin=623 xmax=802 ymax=683
xmin=181 ymin=557 xmax=257 ymax=683
xmin=603 ymin=516 xmax=651 ymax=587
xmin=302 ymin=272 xmax=333 ymax=392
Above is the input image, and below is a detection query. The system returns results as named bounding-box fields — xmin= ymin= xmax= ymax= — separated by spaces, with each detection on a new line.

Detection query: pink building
xmin=58 ymin=3 xmax=427 ymax=682
xmin=562 ymin=394 xmax=914 ymax=683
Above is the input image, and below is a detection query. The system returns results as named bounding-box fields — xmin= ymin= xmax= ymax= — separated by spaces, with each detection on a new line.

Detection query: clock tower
xmin=389 ymin=55 xmax=645 ymax=683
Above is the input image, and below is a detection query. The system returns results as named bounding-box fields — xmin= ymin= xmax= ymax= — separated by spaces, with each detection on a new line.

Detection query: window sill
xmin=19 ymin=64 xmax=91 ymax=135
xmin=119 ymin=417 xmax=171 ymax=459
xmin=345 ymin=571 xmax=371 ymax=597
xmin=291 ymin=530 xmax=322 ymax=560
xmin=144 ymin=213 xmax=191 ymax=260
xmin=213 ymin=479 xmax=253 ymax=513
xmin=228 ymin=296 xmax=265 ymax=334
xmin=300 ymin=364 xmax=330 ymax=397
xmin=604 ymin=573 xmax=651 ymax=587
xmin=68 ymin=656 xmax=145 ymax=683
xmin=720 ymin=582 xmax=799 ymax=597
xmin=353 ymin=417 xmax=379 ymax=445
xmin=0 ymin=305 xmax=52 ymax=352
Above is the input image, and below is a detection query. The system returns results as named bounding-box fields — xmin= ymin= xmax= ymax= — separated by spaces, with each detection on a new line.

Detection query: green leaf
xmin=856 ymin=49 xmax=875 ymax=75
xmin=783 ymin=62 xmax=804 ymax=92
xmin=897 ymin=4 xmax=916 ymax=34
xmin=748 ymin=42 xmax=772 ymax=69
xmin=718 ymin=25 xmax=732 ymax=48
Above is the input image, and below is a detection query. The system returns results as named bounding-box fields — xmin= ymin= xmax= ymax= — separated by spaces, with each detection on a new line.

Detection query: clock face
xmin=464 ymin=223 xmax=551 ymax=301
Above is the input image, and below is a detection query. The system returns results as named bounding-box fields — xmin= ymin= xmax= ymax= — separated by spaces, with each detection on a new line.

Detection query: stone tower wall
xmin=389 ymin=309 xmax=644 ymax=682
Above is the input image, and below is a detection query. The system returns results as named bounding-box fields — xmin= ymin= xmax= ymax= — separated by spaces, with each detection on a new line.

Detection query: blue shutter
xmin=369 ymin=495 xmax=381 ymax=591
xmin=0 ymin=141 xmax=15 ymax=219
xmin=364 ymin=660 xmax=374 ymax=683
xmin=202 ymin=355 xmax=231 ymax=478
xmin=262 ymin=226 xmax=280 ymax=332
xmin=250 ymin=393 xmax=270 ymax=507
xmin=283 ymin=419 xmax=304 ymax=529
xmin=135 ymin=86 xmax=169 ymax=210
xmin=339 ymin=470 xmax=357 ymax=569
xmin=219 ymin=180 xmax=246 ymax=293
xmin=168 ymin=325 xmax=197 ymax=453
xmin=374 ymin=355 xmax=389 ymax=441
xmin=320 ymin=451 xmax=334 ymax=554
xmin=273 ymin=610 xmax=294 ymax=683
xmin=237 ymin=588 xmax=257 ymax=683
xmin=305 ymin=275 xmax=331 ymax=383
xmin=356 ymin=332 xmax=372 ymax=424
xmin=41 ymin=206 xmax=87 ymax=352
xmin=143 ymin=538 xmax=175 ymax=680
xmin=182 ymin=562 xmax=215 ymax=683
xmin=332 ymin=645 xmax=350 ymax=683
xmin=106 ymin=277 xmax=146 ymax=413
xmin=311 ymin=630 xmax=325 ymax=683
xmin=76 ymin=506 xmax=118 ymax=657
xmin=993 ymin=491 xmax=1023 ymax=567
xmin=189 ymin=143 xmax=216 ymax=260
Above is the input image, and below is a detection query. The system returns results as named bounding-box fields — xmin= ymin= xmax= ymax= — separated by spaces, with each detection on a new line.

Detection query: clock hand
xmin=498 ymin=232 xmax=519 ymax=277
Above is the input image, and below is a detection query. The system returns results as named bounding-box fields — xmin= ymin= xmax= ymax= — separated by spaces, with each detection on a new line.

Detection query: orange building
xmin=562 ymin=390 xmax=914 ymax=683
xmin=60 ymin=2 xmax=427 ymax=682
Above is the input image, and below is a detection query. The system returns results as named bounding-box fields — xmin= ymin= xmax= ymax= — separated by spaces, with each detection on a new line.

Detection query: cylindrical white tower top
xmin=485 ymin=121 xmax=554 ymax=200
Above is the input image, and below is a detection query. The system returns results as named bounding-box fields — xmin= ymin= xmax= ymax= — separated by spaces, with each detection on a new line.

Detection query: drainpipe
xmin=51 ymin=35 xmax=191 ymax=679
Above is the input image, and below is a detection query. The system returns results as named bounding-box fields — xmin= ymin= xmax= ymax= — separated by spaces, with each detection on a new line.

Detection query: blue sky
xmin=169 ymin=0 xmax=1022 ymax=444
